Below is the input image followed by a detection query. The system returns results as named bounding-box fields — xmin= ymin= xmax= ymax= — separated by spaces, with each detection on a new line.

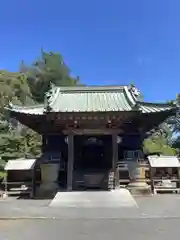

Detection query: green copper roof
xmin=6 ymin=85 xmax=176 ymax=115
xmin=137 ymin=102 xmax=175 ymax=113
xmin=46 ymin=86 xmax=136 ymax=112
xmin=6 ymin=103 xmax=44 ymax=115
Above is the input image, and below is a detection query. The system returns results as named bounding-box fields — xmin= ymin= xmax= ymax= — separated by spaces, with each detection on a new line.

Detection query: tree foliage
xmin=0 ymin=71 xmax=38 ymax=163
xmin=162 ymin=94 xmax=180 ymax=153
xmin=0 ymin=71 xmax=33 ymax=112
xmin=0 ymin=50 xmax=81 ymax=166
xmin=143 ymin=94 xmax=180 ymax=155
xmin=143 ymin=122 xmax=176 ymax=155
xmin=21 ymin=50 xmax=81 ymax=102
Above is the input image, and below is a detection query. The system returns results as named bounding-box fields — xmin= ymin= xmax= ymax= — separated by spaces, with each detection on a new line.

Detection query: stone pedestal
xmin=127 ymin=162 xmax=150 ymax=195
xmin=39 ymin=163 xmax=60 ymax=198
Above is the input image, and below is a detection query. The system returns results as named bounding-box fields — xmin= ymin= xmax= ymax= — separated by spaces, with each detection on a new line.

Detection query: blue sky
xmin=0 ymin=0 xmax=179 ymax=102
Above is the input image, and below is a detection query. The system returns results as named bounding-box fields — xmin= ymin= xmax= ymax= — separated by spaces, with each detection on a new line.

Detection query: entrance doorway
xmin=73 ymin=135 xmax=112 ymax=190
xmin=80 ymin=137 xmax=104 ymax=169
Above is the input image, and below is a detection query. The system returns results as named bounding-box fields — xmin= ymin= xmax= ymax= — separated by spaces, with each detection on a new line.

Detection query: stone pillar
xmin=67 ymin=134 xmax=74 ymax=191
xmin=39 ymin=163 xmax=59 ymax=196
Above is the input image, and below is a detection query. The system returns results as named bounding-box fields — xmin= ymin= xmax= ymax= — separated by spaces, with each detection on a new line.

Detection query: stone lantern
xmin=127 ymin=154 xmax=150 ymax=194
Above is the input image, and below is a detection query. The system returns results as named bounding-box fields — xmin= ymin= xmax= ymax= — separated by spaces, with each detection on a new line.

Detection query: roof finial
xmin=129 ymin=84 xmax=141 ymax=100
xmin=44 ymin=95 xmax=52 ymax=112
xmin=44 ymin=88 xmax=52 ymax=113
xmin=44 ymin=82 xmax=58 ymax=112
xmin=50 ymin=81 xmax=56 ymax=90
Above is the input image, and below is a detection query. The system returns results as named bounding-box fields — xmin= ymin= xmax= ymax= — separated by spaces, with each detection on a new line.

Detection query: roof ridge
xmin=54 ymin=85 xmax=127 ymax=93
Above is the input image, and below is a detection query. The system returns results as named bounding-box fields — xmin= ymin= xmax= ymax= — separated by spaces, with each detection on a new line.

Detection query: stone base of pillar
xmin=37 ymin=163 xmax=60 ymax=198
xmin=127 ymin=181 xmax=151 ymax=195
xmin=38 ymin=182 xmax=59 ymax=198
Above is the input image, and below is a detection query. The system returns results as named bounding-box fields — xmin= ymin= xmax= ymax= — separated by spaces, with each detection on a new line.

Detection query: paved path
xmin=0 ymin=194 xmax=180 ymax=219
xmin=1 ymin=195 xmax=180 ymax=239
xmin=1 ymin=218 xmax=180 ymax=240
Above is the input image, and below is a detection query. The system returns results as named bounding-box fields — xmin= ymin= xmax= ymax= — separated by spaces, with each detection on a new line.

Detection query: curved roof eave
xmin=5 ymin=104 xmax=45 ymax=116
xmin=136 ymin=101 xmax=177 ymax=114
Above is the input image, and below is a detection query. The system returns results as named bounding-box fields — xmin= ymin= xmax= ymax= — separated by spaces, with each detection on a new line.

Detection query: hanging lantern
xmin=117 ymin=136 xmax=122 ymax=144
xmin=65 ymin=136 xmax=68 ymax=144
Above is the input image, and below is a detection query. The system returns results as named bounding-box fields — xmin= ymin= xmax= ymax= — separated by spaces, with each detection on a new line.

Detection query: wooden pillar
xmin=67 ymin=134 xmax=74 ymax=191
xmin=112 ymin=134 xmax=119 ymax=188
xmin=42 ymin=135 xmax=47 ymax=152
xmin=4 ymin=171 xmax=8 ymax=196
xmin=149 ymin=166 xmax=154 ymax=193
xmin=31 ymin=166 xmax=36 ymax=198
xmin=177 ymin=167 xmax=180 ymax=188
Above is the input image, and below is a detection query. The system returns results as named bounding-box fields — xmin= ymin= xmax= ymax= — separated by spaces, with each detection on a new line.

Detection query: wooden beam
xmin=67 ymin=134 xmax=74 ymax=191
xmin=63 ymin=128 xmax=123 ymax=135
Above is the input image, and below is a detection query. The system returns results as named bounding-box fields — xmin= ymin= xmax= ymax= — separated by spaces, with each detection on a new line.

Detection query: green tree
xmin=22 ymin=50 xmax=81 ymax=102
xmin=0 ymin=49 xmax=83 ymax=162
xmin=164 ymin=94 xmax=180 ymax=153
xmin=0 ymin=71 xmax=41 ymax=162
xmin=0 ymin=121 xmax=41 ymax=160
xmin=143 ymin=123 xmax=176 ymax=155
xmin=0 ymin=71 xmax=33 ymax=109
xmin=21 ymin=127 xmax=42 ymax=158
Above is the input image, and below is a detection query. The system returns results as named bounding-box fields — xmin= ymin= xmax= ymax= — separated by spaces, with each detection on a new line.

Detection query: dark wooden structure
xmin=6 ymin=85 xmax=177 ymax=192
xmin=4 ymin=159 xmax=37 ymax=197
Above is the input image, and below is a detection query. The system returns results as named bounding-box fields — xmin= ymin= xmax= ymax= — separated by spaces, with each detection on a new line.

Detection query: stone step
xmin=50 ymin=189 xmax=138 ymax=208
